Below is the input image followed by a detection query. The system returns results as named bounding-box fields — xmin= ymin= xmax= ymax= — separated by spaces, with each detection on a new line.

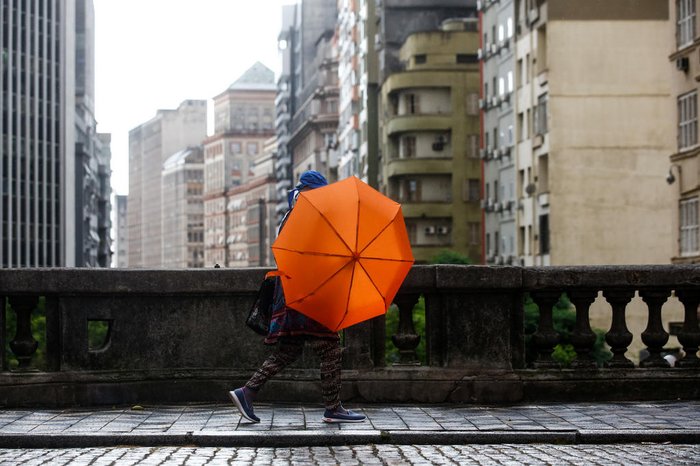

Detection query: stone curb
xmin=0 ymin=430 xmax=699 ymax=448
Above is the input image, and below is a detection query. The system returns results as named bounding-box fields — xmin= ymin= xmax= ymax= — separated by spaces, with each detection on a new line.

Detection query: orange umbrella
xmin=272 ymin=176 xmax=415 ymax=331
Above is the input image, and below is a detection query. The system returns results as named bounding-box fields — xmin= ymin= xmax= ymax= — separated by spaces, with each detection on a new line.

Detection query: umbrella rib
xmin=271 ymin=246 xmax=351 ymax=258
xmin=284 ymin=258 xmax=353 ymax=307
xmin=336 ymin=258 xmax=357 ymax=331
xmin=356 ymin=258 xmax=388 ymax=307
xmin=304 ymin=196 xmax=355 ymax=255
xmin=358 ymin=207 xmax=401 ymax=256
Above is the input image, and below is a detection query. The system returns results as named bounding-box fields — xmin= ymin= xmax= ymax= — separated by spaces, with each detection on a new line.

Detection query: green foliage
xmin=88 ymin=321 xmax=110 ymax=350
xmin=385 ymin=296 xmax=426 ymax=365
xmin=4 ymin=297 xmax=47 ymax=370
xmin=524 ymin=293 xmax=611 ymax=367
xmin=430 ymin=250 xmax=473 ymax=265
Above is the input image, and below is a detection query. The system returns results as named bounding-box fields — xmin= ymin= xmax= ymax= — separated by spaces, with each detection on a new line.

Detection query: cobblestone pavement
xmin=0 ymin=444 xmax=698 ymax=465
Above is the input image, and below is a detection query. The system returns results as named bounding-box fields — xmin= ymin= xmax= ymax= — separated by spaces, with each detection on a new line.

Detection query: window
xmin=402 ymin=136 xmax=416 ymax=158
xmin=404 ymin=94 xmax=419 ymax=114
xmin=539 ymin=214 xmax=550 ymax=254
xmin=467 ymin=179 xmax=480 ymax=202
xmin=507 ymin=71 xmax=514 ymax=93
xmin=231 ymin=142 xmax=241 ymax=154
xmin=468 ymin=134 xmax=479 ymax=158
xmin=468 ymin=222 xmax=480 ymax=246
xmin=678 ymin=0 xmax=696 ymax=48
xmin=678 ymin=91 xmax=698 ymax=150
xmin=535 ymin=93 xmax=548 ymax=135
xmin=414 ymin=54 xmax=426 ymax=64
xmin=680 ymin=197 xmax=699 ymax=256
xmin=403 ymin=179 xmax=421 ymax=202
xmin=247 ymin=142 xmax=258 ymax=155
xmin=456 ymin=54 xmax=477 ymax=64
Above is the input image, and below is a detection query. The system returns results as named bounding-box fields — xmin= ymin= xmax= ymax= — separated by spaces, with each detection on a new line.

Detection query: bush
xmin=430 ymin=250 xmax=473 ymax=265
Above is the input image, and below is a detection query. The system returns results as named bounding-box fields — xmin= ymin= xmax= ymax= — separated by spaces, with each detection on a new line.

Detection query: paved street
xmin=0 ymin=444 xmax=699 ymax=465
xmin=0 ymin=402 xmax=698 ymax=464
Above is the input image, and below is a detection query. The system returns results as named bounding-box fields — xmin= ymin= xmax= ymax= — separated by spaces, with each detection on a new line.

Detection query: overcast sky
xmin=94 ymin=0 xmax=288 ymax=195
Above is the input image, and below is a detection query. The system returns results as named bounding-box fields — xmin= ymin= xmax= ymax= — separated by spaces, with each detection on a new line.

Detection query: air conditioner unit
xmin=437 ymin=226 xmax=450 ymax=235
xmin=478 ymin=98 xmax=486 ymax=109
xmin=503 ymin=92 xmax=511 ymax=104
xmin=495 ymin=255 xmax=504 ymax=265
xmin=479 ymin=149 xmax=487 ymax=159
xmin=477 ymin=48 xmax=483 ymax=61
xmin=480 ymin=199 xmax=488 ymax=209
xmin=490 ymin=43 xmax=498 ymax=55
xmin=494 ymin=201 xmax=503 ymax=212
xmin=424 ymin=226 xmax=436 ymax=235
xmin=677 ymin=57 xmax=690 ymax=72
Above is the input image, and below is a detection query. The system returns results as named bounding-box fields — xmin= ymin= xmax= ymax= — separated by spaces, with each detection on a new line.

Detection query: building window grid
xmin=678 ymin=0 xmax=696 ymax=48
xmin=678 ymin=91 xmax=698 ymax=150
xmin=680 ymin=197 xmax=699 ymax=256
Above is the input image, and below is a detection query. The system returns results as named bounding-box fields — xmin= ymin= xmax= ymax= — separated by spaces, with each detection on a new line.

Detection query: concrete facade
xmin=127 ymin=100 xmax=207 ymax=268
xmin=161 ymin=146 xmax=204 ymax=268
xmin=1 ymin=0 xmax=78 ymax=267
xmin=669 ymin=0 xmax=700 ymax=265
xmin=114 ymin=195 xmax=128 ymax=268
xmin=479 ymin=0 xmax=674 ymax=266
xmin=379 ymin=21 xmax=482 ymax=263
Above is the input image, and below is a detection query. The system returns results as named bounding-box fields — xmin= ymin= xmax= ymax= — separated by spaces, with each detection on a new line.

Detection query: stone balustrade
xmin=0 ymin=265 xmax=699 ymax=407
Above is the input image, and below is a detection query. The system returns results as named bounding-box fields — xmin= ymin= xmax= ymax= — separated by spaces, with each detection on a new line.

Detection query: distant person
xmin=230 ymin=170 xmax=366 ymax=424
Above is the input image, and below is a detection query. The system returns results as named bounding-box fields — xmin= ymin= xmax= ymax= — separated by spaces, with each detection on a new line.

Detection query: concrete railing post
xmin=8 ymin=296 xmax=39 ymax=371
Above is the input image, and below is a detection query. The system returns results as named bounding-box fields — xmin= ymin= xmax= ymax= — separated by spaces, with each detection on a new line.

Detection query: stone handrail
xmin=0 ymin=265 xmax=699 ymax=407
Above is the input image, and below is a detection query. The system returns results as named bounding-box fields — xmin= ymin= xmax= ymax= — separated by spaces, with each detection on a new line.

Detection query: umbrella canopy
xmin=272 ymin=176 xmax=414 ymax=331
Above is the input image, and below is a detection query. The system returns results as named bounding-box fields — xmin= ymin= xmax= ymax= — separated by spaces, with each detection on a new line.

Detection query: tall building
xmin=481 ymin=0 xmax=673 ymax=266
xmin=274 ymin=4 xmax=299 ymax=222
xmin=479 ymin=0 xmax=517 ymax=265
xmin=669 ymin=0 xmax=700 ymax=264
xmin=161 ymin=146 xmax=204 ymax=268
xmin=1 ymin=0 xmax=110 ymax=267
xmin=128 ymin=100 xmax=207 ymax=267
xmin=114 ymin=195 xmax=128 ymax=267
xmin=203 ymin=63 xmax=276 ymax=267
xmin=379 ymin=19 xmax=482 ymax=263
xmin=357 ymin=0 xmax=380 ymax=187
xmin=337 ymin=0 xmax=362 ymax=181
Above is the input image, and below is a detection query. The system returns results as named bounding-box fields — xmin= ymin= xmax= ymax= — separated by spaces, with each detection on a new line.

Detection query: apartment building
xmin=203 ymin=63 xmax=276 ymax=267
xmin=128 ymin=100 xmax=207 ymax=267
xmin=379 ymin=19 xmax=482 ymax=263
xmin=161 ymin=146 xmax=204 ymax=268
xmin=479 ymin=0 xmax=517 ymax=265
xmin=670 ymin=0 xmax=700 ymax=264
xmin=479 ymin=0 xmax=673 ymax=265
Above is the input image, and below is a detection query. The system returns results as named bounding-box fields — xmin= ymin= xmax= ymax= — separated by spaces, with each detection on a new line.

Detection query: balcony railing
xmin=0 ymin=265 xmax=699 ymax=407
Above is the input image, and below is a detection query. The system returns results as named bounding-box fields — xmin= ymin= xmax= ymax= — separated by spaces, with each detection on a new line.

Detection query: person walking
xmin=230 ymin=170 xmax=366 ymax=424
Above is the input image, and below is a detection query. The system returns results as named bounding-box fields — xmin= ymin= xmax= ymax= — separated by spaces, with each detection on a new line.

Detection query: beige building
xmin=379 ymin=19 xmax=482 ymax=263
xmin=514 ymin=0 xmax=674 ymax=265
xmin=203 ymin=63 xmax=276 ymax=267
xmin=161 ymin=147 xmax=205 ymax=268
xmin=669 ymin=0 xmax=700 ymax=264
xmin=128 ymin=100 xmax=207 ymax=267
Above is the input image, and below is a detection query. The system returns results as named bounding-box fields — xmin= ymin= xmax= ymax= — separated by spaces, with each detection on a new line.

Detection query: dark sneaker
xmin=229 ymin=388 xmax=260 ymax=423
xmin=322 ymin=405 xmax=366 ymax=423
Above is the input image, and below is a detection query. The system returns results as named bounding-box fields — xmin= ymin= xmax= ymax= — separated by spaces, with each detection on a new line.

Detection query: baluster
xmin=8 ymin=296 xmax=39 ymax=371
xmin=602 ymin=289 xmax=635 ymax=368
xmin=1 ymin=295 xmax=6 ymax=371
xmin=391 ymin=293 xmax=420 ymax=366
xmin=568 ymin=289 xmax=598 ymax=369
xmin=675 ymin=289 xmax=700 ymax=368
xmin=530 ymin=291 xmax=561 ymax=369
xmin=639 ymin=289 xmax=671 ymax=368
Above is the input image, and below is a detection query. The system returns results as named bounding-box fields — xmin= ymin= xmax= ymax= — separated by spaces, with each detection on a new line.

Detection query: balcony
xmin=386 ymin=114 xmax=452 ymax=136
xmin=385 ymin=157 xmax=452 ymax=178
xmin=0 ymin=266 xmax=699 ymax=407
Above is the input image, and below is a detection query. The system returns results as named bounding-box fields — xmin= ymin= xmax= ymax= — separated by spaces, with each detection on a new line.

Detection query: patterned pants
xmin=245 ymin=337 xmax=342 ymax=410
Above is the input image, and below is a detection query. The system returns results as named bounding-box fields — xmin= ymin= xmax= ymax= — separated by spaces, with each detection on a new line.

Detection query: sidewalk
xmin=0 ymin=401 xmax=698 ymax=448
